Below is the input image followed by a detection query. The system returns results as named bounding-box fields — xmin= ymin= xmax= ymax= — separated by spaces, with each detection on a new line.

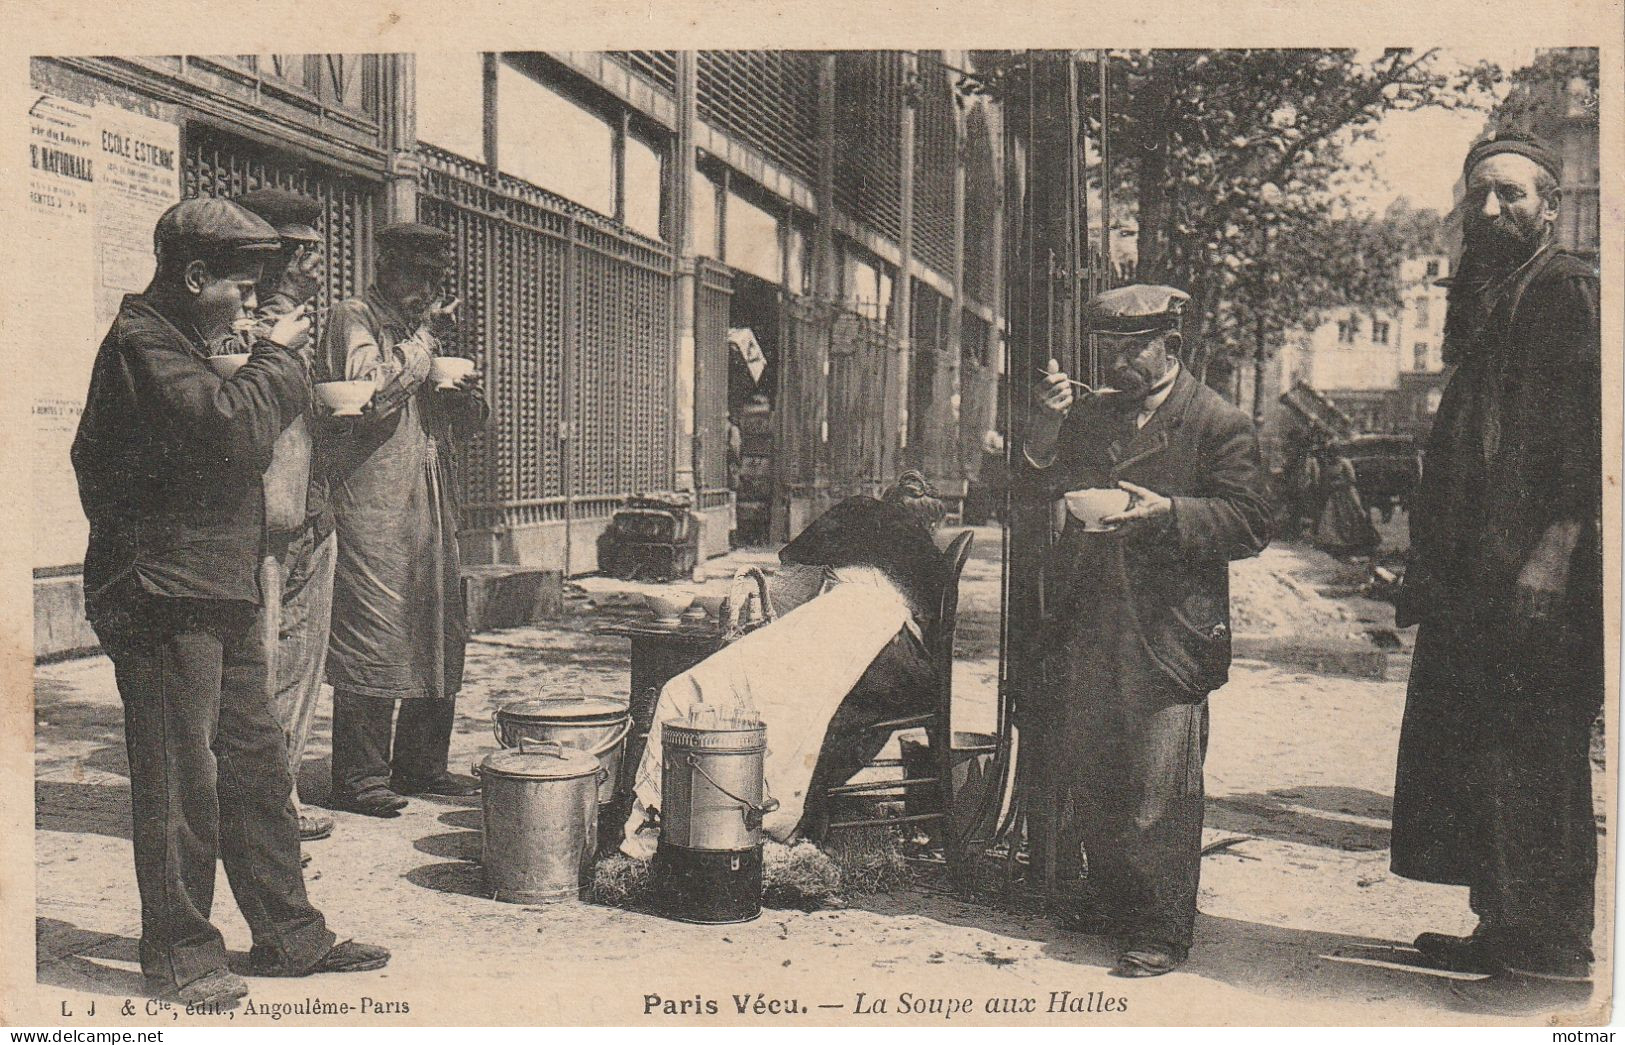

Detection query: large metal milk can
xmin=475 ymin=742 xmax=603 ymax=904
xmin=654 ymin=717 xmax=777 ymax=924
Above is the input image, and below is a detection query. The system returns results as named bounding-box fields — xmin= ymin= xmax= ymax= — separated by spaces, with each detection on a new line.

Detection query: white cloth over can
xmin=620 ymin=572 xmax=912 ymax=859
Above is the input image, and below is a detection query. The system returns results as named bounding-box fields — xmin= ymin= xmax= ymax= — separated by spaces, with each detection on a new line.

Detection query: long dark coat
xmin=1391 ymin=246 xmax=1602 ymax=955
xmin=317 ymin=287 xmax=488 ymax=701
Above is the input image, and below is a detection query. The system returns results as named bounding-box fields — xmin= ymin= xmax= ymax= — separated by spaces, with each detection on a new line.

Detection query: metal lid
xmin=497 ymin=696 xmax=628 ymax=724
xmin=480 ymin=744 xmax=600 ymax=781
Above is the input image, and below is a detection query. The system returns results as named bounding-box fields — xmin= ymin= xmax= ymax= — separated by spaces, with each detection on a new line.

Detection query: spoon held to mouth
xmin=1035 ymin=368 xmax=1120 ymax=397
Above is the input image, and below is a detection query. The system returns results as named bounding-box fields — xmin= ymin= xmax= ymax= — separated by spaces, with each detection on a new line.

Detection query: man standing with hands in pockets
xmin=319 ymin=222 xmax=489 ymax=817
xmin=1019 ymin=284 xmax=1271 ymax=977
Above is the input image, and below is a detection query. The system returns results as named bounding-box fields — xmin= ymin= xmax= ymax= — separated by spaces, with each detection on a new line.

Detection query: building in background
xmin=28 ymin=51 xmax=1008 ymax=655
xmin=1391 ymin=254 xmax=1452 ymax=439
xmin=1248 ymin=253 xmax=1447 ymax=472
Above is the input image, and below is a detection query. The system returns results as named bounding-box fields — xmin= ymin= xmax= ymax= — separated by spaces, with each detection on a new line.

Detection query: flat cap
xmin=1081 ymin=284 xmax=1191 ymax=336
xmin=1464 ymin=130 xmax=1563 ymax=184
xmin=376 ymin=222 xmax=456 ymax=266
xmin=234 ymin=187 xmax=323 ymax=244
xmin=153 ymin=197 xmax=281 ymax=261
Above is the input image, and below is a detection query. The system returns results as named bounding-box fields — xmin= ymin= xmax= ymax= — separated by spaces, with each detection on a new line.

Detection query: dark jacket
xmin=1020 ymin=367 xmax=1272 ymax=697
xmin=72 ymin=294 xmax=310 ymax=614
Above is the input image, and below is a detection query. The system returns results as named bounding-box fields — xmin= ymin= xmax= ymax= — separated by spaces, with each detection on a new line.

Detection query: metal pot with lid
xmin=493 ymin=695 xmax=631 ymax=806
xmin=475 ymin=741 xmax=603 ymax=904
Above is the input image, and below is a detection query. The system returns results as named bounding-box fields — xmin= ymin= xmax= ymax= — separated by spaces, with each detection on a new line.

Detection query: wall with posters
xmin=27 ymin=91 xmax=180 ymax=575
xmin=27 ymin=56 xmax=394 ymax=657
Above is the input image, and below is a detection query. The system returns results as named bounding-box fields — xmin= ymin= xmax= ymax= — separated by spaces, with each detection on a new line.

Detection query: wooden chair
xmin=824 ymin=529 xmax=975 ymax=834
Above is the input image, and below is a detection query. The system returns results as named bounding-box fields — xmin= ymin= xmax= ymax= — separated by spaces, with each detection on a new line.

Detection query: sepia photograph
xmin=2 ymin=4 xmax=1617 ymax=1030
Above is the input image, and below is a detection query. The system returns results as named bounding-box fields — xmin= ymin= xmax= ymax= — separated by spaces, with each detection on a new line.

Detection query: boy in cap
xmin=1021 ymin=284 xmax=1272 ymax=976
xmin=319 ymin=221 xmax=488 ymax=816
xmin=72 ymin=198 xmax=389 ymax=1008
xmin=232 ymin=188 xmax=338 ymax=844
xmin=1392 ymin=131 xmax=1602 ymax=1009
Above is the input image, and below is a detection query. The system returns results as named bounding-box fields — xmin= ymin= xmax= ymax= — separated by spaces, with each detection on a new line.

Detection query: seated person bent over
xmin=619 ymin=472 xmax=949 ymax=857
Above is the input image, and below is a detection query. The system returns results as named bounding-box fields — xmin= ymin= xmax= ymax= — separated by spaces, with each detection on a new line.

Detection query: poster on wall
xmin=91 ymin=103 xmax=181 ymax=330
xmin=24 ymin=97 xmax=180 ymax=571
xmin=26 ymin=94 xmax=97 ymax=572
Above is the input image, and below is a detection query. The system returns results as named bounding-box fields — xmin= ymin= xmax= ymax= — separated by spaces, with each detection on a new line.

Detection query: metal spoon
xmin=1035 ymin=368 xmax=1120 ymax=397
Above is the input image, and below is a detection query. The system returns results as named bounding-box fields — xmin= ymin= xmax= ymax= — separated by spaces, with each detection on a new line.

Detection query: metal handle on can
xmin=685 ymin=753 xmax=776 ymax=828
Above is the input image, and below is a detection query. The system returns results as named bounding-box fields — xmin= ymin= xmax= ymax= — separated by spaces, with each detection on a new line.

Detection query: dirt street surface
xmin=30 ymin=522 xmax=1611 ymax=1026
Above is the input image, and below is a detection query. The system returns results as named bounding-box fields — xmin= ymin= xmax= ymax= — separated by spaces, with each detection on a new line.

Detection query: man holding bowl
xmin=72 ymin=198 xmax=390 ymax=1007
xmin=317 ymin=221 xmax=488 ymax=816
xmin=227 ymin=188 xmax=339 ymax=844
xmin=1020 ymin=284 xmax=1272 ymax=977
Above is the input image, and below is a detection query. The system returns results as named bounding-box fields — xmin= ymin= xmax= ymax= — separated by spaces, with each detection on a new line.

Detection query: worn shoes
xmin=331 ymin=788 xmax=409 ymax=817
xmin=299 ymin=812 xmax=335 ymax=841
xmin=1112 ymin=947 xmax=1184 ymax=978
xmin=253 ymin=940 xmax=392 ymax=977
xmin=1413 ymin=931 xmax=1501 ymax=975
xmin=153 ymin=969 xmax=250 ymax=1009
xmin=392 ymin=772 xmax=481 ymax=797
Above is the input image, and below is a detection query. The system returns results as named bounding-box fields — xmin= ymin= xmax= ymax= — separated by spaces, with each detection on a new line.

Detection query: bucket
xmin=659 ymin=718 xmax=775 ymax=851
xmin=494 ymin=696 xmax=630 ymax=806
xmin=474 ymin=741 xmax=603 ymax=904
xmin=900 ymin=731 xmax=998 ymax=844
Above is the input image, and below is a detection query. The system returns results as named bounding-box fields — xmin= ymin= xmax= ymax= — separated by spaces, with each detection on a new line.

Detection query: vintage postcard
xmin=0 ymin=0 xmax=1618 ymax=1030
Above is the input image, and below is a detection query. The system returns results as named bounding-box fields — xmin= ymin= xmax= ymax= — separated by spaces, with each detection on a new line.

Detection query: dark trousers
xmin=330 ymin=690 xmax=455 ymax=799
xmin=92 ymin=592 xmax=334 ymax=990
xmin=1074 ymin=700 xmax=1210 ymax=957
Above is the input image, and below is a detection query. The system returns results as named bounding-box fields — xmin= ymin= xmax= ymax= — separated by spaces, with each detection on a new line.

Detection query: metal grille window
xmin=911 ymin=51 xmax=957 ymax=279
xmin=834 ymin=52 xmax=904 ymax=245
xmin=181 ymin=125 xmax=377 ymax=313
xmin=417 ymin=145 xmax=676 ymax=539
xmin=606 ymin=51 xmax=679 ymax=95
xmin=694 ymin=258 xmax=734 ymax=501
xmin=696 ymin=51 xmax=820 ymax=185
xmin=962 ymin=102 xmax=999 ymax=309
xmin=908 ymin=280 xmax=952 ymax=475
xmin=826 ymin=306 xmax=890 ymax=487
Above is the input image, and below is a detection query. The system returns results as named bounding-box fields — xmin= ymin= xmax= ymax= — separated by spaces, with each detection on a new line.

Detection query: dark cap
xmin=153 ymin=197 xmax=281 ymax=264
xmin=1464 ymin=130 xmax=1563 ymax=184
xmin=376 ymin=222 xmax=456 ymax=267
xmin=1081 ymin=284 xmax=1191 ymax=336
xmin=234 ymin=187 xmax=323 ymax=244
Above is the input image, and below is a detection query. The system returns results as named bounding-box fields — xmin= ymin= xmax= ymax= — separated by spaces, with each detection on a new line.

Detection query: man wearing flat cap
xmin=318 ymin=221 xmax=488 ymax=816
xmin=72 ymin=198 xmax=389 ymax=1008
xmin=1021 ymin=283 xmax=1271 ymax=977
xmin=1391 ymin=131 xmax=1602 ymax=1007
xmin=231 ymin=188 xmax=339 ymax=845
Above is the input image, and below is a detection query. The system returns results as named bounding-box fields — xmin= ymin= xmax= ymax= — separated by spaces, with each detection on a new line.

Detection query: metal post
xmin=672 ymin=51 xmax=699 ymax=496
xmin=383 ymin=53 xmax=420 ymax=222
xmin=890 ymin=51 xmax=918 ymax=478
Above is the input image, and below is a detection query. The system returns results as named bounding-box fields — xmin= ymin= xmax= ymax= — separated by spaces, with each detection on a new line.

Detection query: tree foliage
xmin=1078 ymin=49 xmax=1500 ymax=382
